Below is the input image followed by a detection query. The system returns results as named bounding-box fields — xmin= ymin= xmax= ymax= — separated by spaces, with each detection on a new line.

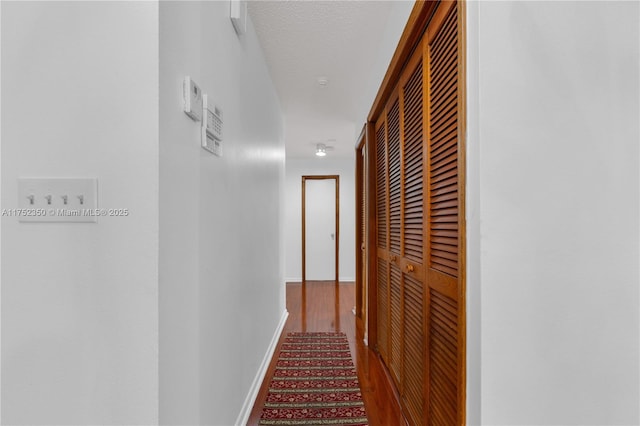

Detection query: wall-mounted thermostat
xmin=183 ymin=76 xmax=202 ymax=121
xmin=202 ymin=94 xmax=223 ymax=156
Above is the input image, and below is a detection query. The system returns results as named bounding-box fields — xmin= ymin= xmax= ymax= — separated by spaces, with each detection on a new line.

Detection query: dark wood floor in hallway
xmin=248 ymin=281 xmax=405 ymax=426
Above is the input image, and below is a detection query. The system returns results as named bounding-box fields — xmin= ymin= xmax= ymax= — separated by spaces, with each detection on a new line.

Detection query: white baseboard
xmin=235 ymin=309 xmax=289 ymax=426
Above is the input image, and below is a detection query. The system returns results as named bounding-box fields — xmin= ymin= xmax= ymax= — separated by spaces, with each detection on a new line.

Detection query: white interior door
xmin=305 ymin=179 xmax=336 ymax=280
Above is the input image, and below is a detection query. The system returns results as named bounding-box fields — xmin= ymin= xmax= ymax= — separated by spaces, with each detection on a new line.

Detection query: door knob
xmin=406 ymin=264 xmax=415 ymax=273
xmin=390 ymin=255 xmax=397 ymax=262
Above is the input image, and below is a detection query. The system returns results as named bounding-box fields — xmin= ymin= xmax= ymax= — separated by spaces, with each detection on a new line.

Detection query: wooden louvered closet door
xmin=386 ymin=92 xmax=403 ymax=388
xmin=426 ymin=2 xmax=463 ymax=425
xmin=372 ymin=1 xmax=464 ymax=425
xmin=375 ymin=116 xmax=390 ymax=365
xmin=376 ymin=89 xmax=405 ymax=391
xmin=399 ymin=36 xmax=426 ymax=426
xmin=374 ymin=37 xmax=427 ymax=425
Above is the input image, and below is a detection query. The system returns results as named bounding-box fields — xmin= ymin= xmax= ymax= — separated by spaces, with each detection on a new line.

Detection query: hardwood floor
xmin=247 ymin=281 xmax=406 ymax=426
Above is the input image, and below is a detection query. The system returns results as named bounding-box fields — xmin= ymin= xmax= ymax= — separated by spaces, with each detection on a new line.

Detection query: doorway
xmin=301 ymin=175 xmax=339 ymax=282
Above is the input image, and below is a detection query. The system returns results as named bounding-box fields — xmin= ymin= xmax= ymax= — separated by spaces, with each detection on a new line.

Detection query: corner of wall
xmin=464 ymin=0 xmax=481 ymax=424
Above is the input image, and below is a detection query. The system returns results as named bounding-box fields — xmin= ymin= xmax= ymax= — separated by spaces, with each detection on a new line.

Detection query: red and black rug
xmin=259 ymin=332 xmax=368 ymax=426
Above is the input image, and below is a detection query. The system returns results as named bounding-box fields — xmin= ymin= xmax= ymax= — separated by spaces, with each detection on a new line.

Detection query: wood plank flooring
xmin=247 ymin=281 xmax=406 ymax=426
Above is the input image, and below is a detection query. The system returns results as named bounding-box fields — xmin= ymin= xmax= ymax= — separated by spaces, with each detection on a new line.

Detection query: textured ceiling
xmin=248 ymin=1 xmax=397 ymax=159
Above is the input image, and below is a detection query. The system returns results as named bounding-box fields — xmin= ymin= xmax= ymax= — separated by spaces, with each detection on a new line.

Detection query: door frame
xmin=301 ymin=175 xmax=340 ymax=283
xmin=355 ymin=127 xmax=367 ymax=321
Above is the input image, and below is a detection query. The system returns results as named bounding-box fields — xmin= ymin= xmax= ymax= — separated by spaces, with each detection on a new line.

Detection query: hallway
xmin=248 ymin=282 xmax=404 ymax=426
xmin=1 ymin=1 xmax=639 ymax=425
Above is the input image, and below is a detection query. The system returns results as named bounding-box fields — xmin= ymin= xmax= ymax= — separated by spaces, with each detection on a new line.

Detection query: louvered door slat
xmin=431 ymin=172 xmax=457 ymax=190
xmin=438 ymin=200 xmax=457 ymax=213
xmin=431 ymin=50 xmax=457 ymax=88
xmin=402 ymin=274 xmax=424 ymax=425
xmin=429 ymin=288 xmax=458 ymax=426
xmin=430 ymin=116 xmax=458 ymax=144
xmin=431 ymin=49 xmax=457 ymax=90
xmin=431 ymin=245 xmax=458 ymax=257
xmin=431 ymin=136 xmax=457 ymax=162
xmin=402 ymin=60 xmax=424 ymax=264
xmin=389 ymin=263 xmax=402 ymax=385
xmin=405 ymin=162 xmax=423 ymax=180
xmin=431 ymin=192 xmax=457 ymax=205
xmin=376 ymin=123 xmax=387 ymax=249
xmin=431 ymin=187 xmax=457 ymax=199
xmin=432 ymin=90 xmax=458 ymax=122
xmin=431 ymin=89 xmax=457 ymax=118
xmin=375 ymin=113 xmax=391 ymax=364
xmin=377 ymin=258 xmax=389 ymax=361
xmin=431 ymin=132 xmax=457 ymax=156
xmin=431 ymin=79 xmax=458 ymax=114
xmin=430 ymin=13 xmax=457 ymax=59
xmin=388 ymin=98 xmax=402 ymax=256
xmin=431 ymin=155 xmax=456 ymax=175
xmin=431 ymin=126 xmax=457 ymax=152
xmin=431 ymin=106 xmax=458 ymax=138
xmin=431 ymin=161 xmax=457 ymax=183
xmin=405 ymin=192 xmax=422 ymax=204
xmin=432 ymin=222 xmax=458 ymax=230
xmin=429 ymin=2 xmax=459 ymax=274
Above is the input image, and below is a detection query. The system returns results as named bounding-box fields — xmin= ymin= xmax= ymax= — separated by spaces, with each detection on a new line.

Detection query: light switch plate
xmin=183 ymin=76 xmax=202 ymax=121
xmin=17 ymin=178 xmax=98 ymax=223
xmin=230 ymin=0 xmax=247 ymax=35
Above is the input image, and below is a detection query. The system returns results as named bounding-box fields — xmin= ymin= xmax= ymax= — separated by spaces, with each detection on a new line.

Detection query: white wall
xmin=355 ymin=0 xmax=414 ymax=130
xmin=465 ymin=1 xmax=481 ymax=424
xmin=285 ymin=158 xmax=355 ymax=282
xmin=1 ymin=2 xmax=159 ymax=424
xmin=283 ymin=2 xmax=412 ymax=282
xmin=159 ymin=2 xmax=286 ymax=425
xmin=468 ymin=1 xmax=640 ymax=424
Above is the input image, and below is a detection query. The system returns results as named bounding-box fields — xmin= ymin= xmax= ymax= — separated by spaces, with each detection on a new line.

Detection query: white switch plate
xmin=183 ymin=76 xmax=202 ymax=121
xmin=230 ymin=0 xmax=247 ymax=35
xmin=17 ymin=178 xmax=98 ymax=223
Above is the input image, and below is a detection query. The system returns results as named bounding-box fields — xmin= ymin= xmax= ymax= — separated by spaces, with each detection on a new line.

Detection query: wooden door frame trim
xmin=355 ymin=126 xmax=366 ymax=319
xmin=457 ymin=3 xmax=468 ymax=423
xmin=365 ymin=121 xmax=378 ymax=347
xmin=301 ymin=175 xmax=340 ymax=283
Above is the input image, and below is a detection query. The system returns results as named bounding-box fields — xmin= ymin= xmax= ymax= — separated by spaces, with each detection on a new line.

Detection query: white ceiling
xmin=248 ymin=1 xmax=397 ymax=159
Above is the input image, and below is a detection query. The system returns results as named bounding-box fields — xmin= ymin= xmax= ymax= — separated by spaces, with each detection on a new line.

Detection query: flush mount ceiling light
xmin=315 ymin=143 xmax=327 ymax=157
xmin=317 ymin=77 xmax=329 ymax=87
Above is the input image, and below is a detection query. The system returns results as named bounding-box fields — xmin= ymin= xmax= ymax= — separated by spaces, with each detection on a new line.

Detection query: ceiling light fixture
xmin=317 ymin=77 xmax=329 ymax=87
xmin=315 ymin=143 xmax=327 ymax=157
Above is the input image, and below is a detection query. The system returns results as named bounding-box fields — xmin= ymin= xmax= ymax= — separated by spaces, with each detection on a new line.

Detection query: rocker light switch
xmin=17 ymin=178 xmax=98 ymax=223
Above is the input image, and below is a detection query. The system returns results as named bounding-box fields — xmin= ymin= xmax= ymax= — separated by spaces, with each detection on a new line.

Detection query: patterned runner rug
xmin=259 ymin=332 xmax=368 ymax=425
